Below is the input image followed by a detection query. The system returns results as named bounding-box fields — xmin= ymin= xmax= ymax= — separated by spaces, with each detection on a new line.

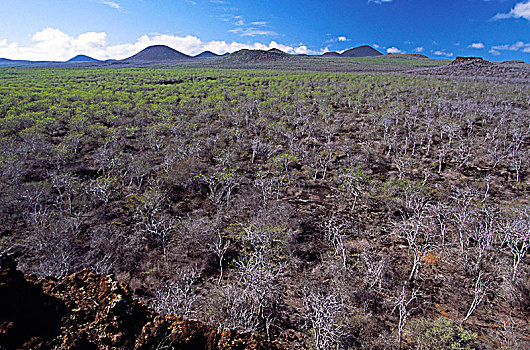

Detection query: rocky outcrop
xmin=0 ymin=254 xmax=285 ymax=350
xmin=411 ymin=56 xmax=529 ymax=83
xmin=451 ymin=56 xmax=485 ymax=64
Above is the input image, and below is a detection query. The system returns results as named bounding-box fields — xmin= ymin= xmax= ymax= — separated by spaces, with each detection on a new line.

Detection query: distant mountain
xmin=194 ymin=51 xmax=220 ymax=58
xmin=123 ymin=45 xmax=192 ymax=62
xmin=341 ymin=45 xmax=382 ymax=58
xmin=0 ymin=58 xmax=52 ymax=67
xmin=68 ymin=55 xmax=99 ymax=62
xmin=322 ymin=52 xmax=341 ymax=57
xmin=222 ymin=49 xmax=290 ymax=63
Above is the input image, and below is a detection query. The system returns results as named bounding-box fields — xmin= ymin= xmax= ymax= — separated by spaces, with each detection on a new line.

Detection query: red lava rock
xmin=451 ymin=56 xmax=485 ymax=64
xmin=0 ymin=254 xmax=285 ymax=350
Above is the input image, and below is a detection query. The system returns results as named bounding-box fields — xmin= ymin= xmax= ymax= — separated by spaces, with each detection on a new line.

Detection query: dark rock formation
xmin=451 ymin=56 xmax=485 ymax=64
xmin=0 ymin=254 xmax=285 ymax=350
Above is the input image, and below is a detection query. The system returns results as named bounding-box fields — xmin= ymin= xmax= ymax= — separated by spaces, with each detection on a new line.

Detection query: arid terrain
xmin=0 ymin=54 xmax=528 ymax=349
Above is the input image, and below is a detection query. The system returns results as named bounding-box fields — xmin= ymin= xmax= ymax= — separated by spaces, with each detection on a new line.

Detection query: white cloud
xmin=489 ymin=49 xmax=501 ymax=56
xmin=0 ymin=28 xmax=318 ymax=60
xmin=386 ymin=46 xmax=404 ymax=54
xmin=294 ymin=45 xmax=315 ymax=54
xmin=493 ymin=1 xmax=530 ymax=20
xmin=326 ymin=36 xmax=351 ymax=44
xmin=0 ymin=27 xmax=107 ymax=61
xmin=433 ymin=50 xmax=454 ymax=57
xmin=492 ymin=41 xmax=530 ymax=52
xmin=414 ymin=46 xmax=425 ymax=53
xmin=468 ymin=42 xmax=485 ymax=49
xmin=368 ymin=0 xmax=393 ymax=4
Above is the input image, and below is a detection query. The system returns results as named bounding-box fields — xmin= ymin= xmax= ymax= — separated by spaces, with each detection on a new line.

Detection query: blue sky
xmin=0 ymin=0 xmax=529 ymax=61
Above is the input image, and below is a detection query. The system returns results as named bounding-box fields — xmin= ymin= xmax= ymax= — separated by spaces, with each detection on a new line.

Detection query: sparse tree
xmin=391 ymin=286 xmax=418 ymax=349
xmin=463 ymin=271 xmax=490 ymax=322
xmin=301 ymin=287 xmax=345 ymax=350
xmin=209 ymin=231 xmax=231 ymax=285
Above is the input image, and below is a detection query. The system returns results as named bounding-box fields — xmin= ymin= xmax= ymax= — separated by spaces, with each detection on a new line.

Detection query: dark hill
xmin=68 ymin=55 xmax=99 ymax=62
xmin=195 ymin=51 xmax=220 ymax=58
xmin=267 ymin=48 xmax=286 ymax=55
xmin=222 ymin=49 xmax=290 ymax=63
xmin=123 ymin=45 xmax=192 ymax=62
xmin=341 ymin=45 xmax=382 ymax=57
xmin=322 ymin=52 xmax=341 ymax=57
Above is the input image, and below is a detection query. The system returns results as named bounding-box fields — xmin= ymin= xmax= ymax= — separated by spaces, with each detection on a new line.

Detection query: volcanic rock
xmin=0 ymin=254 xmax=285 ymax=350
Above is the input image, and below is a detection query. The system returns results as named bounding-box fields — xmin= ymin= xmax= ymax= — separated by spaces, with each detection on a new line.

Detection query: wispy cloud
xmin=432 ymin=50 xmax=454 ymax=57
xmin=414 ymin=46 xmax=425 ymax=53
xmin=228 ymin=27 xmax=277 ymax=37
xmin=468 ymin=42 xmax=485 ymax=49
xmin=227 ymin=15 xmax=276 ymax=37
xmin=326 ymin=36 xmax=351 ymax=44
xmin=90 ymin=0 xmax=126 ymax=12
xmin=100 ymin=0 xmax=120 ymax=9
xmin=368 ymin=0 xmax=393 ymax=4
xmin=0 ymin=28 xmax=318 ymax=60
xmin=493 ymin=1 xmax=530 ymax=20
xmin=492 ymin=41 xmax=530 ymax=53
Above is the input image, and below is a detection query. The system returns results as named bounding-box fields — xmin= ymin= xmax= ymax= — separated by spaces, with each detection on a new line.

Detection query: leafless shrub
xmin=301 ymin=286 xmax=346 ymax=350
xmin=323 ymin=215 xmax=348 ymax=268
xmin=500 ymin=207 xmax=530 ymax=281
xmin=153 ymin=264 xmax=200 ymax=318
xmin=360 ymin=249 xmax=388 ymax=291
xmin=392 ymin=210 xmax=438 ymax=283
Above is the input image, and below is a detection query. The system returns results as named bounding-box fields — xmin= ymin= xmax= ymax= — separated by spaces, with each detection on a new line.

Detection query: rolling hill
xmin=341 ymin=45 xmax=382 ymax=57
xmin=194 ymin=51 xmax=221 ymax=58
xmin=123 ymin=45 xmax=193 ymax=62
xmin=322 ymin=52 xmax=341 ymax=57
xmin=68 ymin=55 xmax=99 ymax=62
xmin=221 ymin=48 xmax=290 ymax=63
